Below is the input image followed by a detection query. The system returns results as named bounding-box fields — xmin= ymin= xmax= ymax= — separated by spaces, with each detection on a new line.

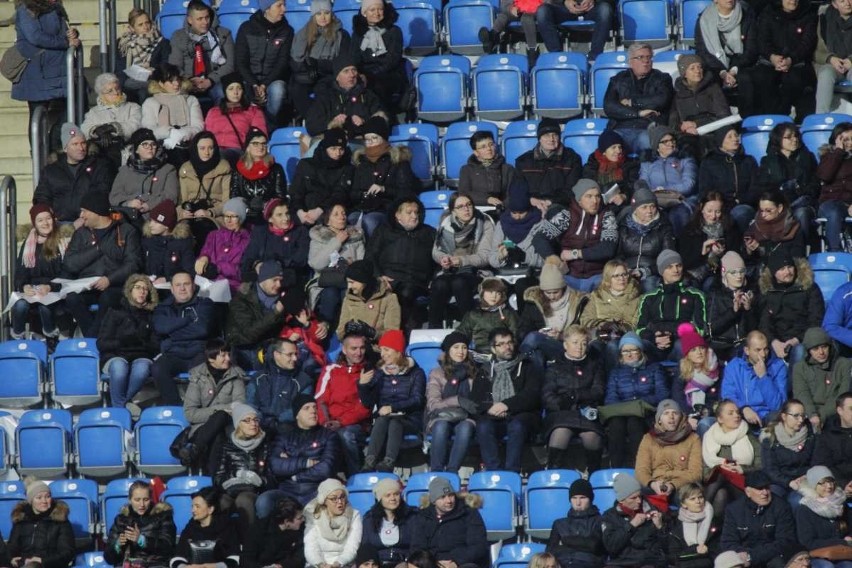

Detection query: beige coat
xmin=634 ymin=428 xmax=703 ymax=490
xmin=177 ymin=159 xmax=232 ymax=222
xmin=336 ymin=280 xmax=401 ymax=339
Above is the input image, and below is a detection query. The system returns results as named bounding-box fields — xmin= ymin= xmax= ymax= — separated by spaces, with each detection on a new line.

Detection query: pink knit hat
xmin=678 ymin=322 xmax=706 ymax=355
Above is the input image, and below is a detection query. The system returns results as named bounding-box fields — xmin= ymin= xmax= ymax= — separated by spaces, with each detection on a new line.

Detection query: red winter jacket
xmin=280 ymin=315 xmax=327 ymax=368
xmin=514 ymin=0 xmax=542 ymax=13
xmin=315 ymin=362 xmax=372 ymax=427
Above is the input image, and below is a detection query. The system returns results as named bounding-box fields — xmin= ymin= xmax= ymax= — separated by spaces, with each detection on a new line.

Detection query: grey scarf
xmin=188 ymin=29 xmax=226 ymax=66
xmin=230 ymin=430 xmax=265 ymax=451
xmin=360 ymin=26 xmax=387 ymax=55
xmin=773 ymin=422 xmax=809 ymax=452
xmin=699 ymin=3 xmax=744 ymax=68
xmin=490 ymin=357 xmax=518 ymax=404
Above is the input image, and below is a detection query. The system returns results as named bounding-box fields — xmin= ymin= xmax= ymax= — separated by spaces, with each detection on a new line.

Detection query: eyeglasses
xmin=493 ymin=340 xmax=514 ymax=348
xmin=454 ymin=203 xmax=474 ymax=210
xmin=631 ymin=55 xmax=653 ymax=61
xmin=223 ymin=214 xmax=241 ymax=220
xmin=818 ymin=479 xmax=837 ymax=485
xmin=621 ymin=348 xmax=641 ymax=355
xmin=659 ymin=138 xmax=676 ymax=145
xmin=326 ymin=494 xmax=347 ymax=503
xmin=131 ymin=284 xmax=148 ymax=291
xmin=784 ymin=412 xmax=806 ymax=419
xmin=249 ymin=141 xmax=268 ymax=147
xmin=275 ymin=349 xmax=298 ymax=357
xmin=475 ymin=142 xmax=496 ymax=150
xmin=139 ymin=141 xmax=157 ymax=149
xmin=610 ymin=272 xmax=629 ymax=279
xmin=240 ymin=417 xmax=260 ymax=424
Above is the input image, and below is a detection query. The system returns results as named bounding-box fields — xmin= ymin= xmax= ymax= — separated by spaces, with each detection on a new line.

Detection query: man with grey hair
xmin=603 ymin=43 xmax=674 ymax=153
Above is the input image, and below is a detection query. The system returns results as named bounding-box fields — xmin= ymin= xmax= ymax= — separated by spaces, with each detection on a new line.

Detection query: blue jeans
xmin=10 ymin=299 xmax=57 ymax=336
xmin=476 ymin=413 xmax=534 ymax=471
xmin=255 ymin=489 xmax=288 ymax=519
xmin=430 ymin=419 xmax=475 ymax=472
xmin=564 ymin=273 xmax=602 ymax=292
xmin=730 ymin=204 xmax=756 ymax=234
xmin=811 ymin=560 xmax=852 ymax=568
xmin=338 ymin=424 xmax=367 ymax=475
xmin=107 ymin=357 xmax=152 ymax=408
xmin=615 ymin=128 xmax=651 ymax=154
xmin=348 ymin=211 xmax=386 ymax=238
xmin=787 ymin=343 xmax=806 ymax=369
xmin=316 ymin=286 xmax=346 ymax=326
xmin=520 ymin=331 xmax=564 ymax=368
xmin=265 ymin=80 xmax=287 ymax=126
xmin=535 ymin=0 xmax=613 ymax=58
xmin=819 ymin=199 xmax=848 ymax=251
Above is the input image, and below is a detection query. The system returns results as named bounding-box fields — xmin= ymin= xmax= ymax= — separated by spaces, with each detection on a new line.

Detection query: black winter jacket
xmin=603 ymin=70 xmax=674 ymax=130
xmin=408 ymin=499 xmax=490 ymax=568
xmin=756 ymin=0 xmax=818 ymax=66
xmin=269 ymin=424 xmax=340 ymax=504
xmin=152 ymin=293 xmax=216 ymax=360
xmin=667 ymin=517 xmax=718 ymax=568
xmin=542 ymin=352 xmax=606 ymax=434
xmin=757 ymin=147 xmax=820 ymax=202
xmin=305 ymin=81 xmax=385 ymax=137
xmin=247 ymin=347 xmax=313 ymax=430
xmin=142 ymin=221 xmax=195 ymax=280
xmin=812 ymin=414 xmax=852 ymax=486
xmin=669 ymin=74 xmax=731 ymax=129
xmin=757 ymin=259 xmax=825 ymax=343
xmin=694 ymin=4 xmax=759 ymax=77
xmin=242 ymin=518 xmax=304 ymax=568
xmin=289 ymin=147 xmax=354 ymax=213
xmin=515 ymin=145 xmax=582 ymax=206
xmin=600 ymin=503 xmax=667 ymax=567
xmin=795 ymin=493 xmax=852 ymax=549
xmin=62 ymin=220 xmax=143 ymax=286
xmin=698 ymin=148 xmax=760 ymax=209
xmin=351 ymin=7 xmax=406 ymax=80
xmin=8 ymin=502 xmax=75 ymax=568
xmin=104 ymin=502 xmax=176 ymax=567
xmin=366 ymin=198 xmax=436 ymax=285
xmin=719 ymin=496 xmax=797 ymax=567
xmin=362 ymin=503 xmax=414 ymax=565
xmin=239 ymin=222 xmax=310 ymax=283
xmin=469 ymin=355 xmax=541 ymax=416
xmin=170 ymin=514 xmax=240 ymax=568
xmin=358 ymin=360 xmax=426 ymax=420
xmin=14 ymin=240 xmax=64 ymax=292
xmin=705 ymin=279 xmax=759 ymax=350
xmin=33 ymin=154 xmax=116 ymax=223
xmin=98 ymin=298 xmax=160 ymax=363
xmin=616 ymin=213 xmax=676 ymax=278
xmin=678 ymin=219 xmax=742 ymax=274
xmin=226 ymin=282 xmax=288 ymax=348
xmin=458 ymin=154 xmax=515 ymax=207
xmin=235 ymin=11 xmax=294 ymax=87
xmin=229 ymin=162 xmax=287 ymax=225
xmin=214 ymin=433 xmax=272 ymax=494
xmin=350 ymin=146 xmax=419 ymax=214
xmin=759 ymin=426 xmax=817 ymax=488
xmin=636 ymin=281 xmax=707 ymax=340
xmin=546 ymin=506 xmax=606 ymax=568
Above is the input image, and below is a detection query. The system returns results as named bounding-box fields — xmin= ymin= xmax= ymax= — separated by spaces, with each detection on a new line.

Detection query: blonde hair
xmin=564 ymin=324 xmax=589 ymax=340
xmin=679 ymin=346 xmax=710 ymax=381
xmin=528 ymin=553 xmax=559 ymax=568
xmin=676 ymin=482 xmax=704 ymax=504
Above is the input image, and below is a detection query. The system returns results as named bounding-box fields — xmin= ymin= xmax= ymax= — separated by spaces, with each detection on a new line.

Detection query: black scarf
xmin=499 ymin=208 xmax=541 ymax=244
xmin=128 ymin=150 xmax=166 ymax=175
xmin=189 ymin=137 xmax=222 ymax=181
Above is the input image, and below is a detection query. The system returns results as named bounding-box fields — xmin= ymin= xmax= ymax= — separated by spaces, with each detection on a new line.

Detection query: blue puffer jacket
xmin=720 ymin=354 xmax=787 ymax=421
xmin=604 ymin=362 xmax=670 ymax=406
xmin=152 ymin=294 xmax=216 ymax=360
xmin=639 ymin=154 xmax=698 ymax=198
xmin=269 ymin=424 xmax=339 ymax=505
xmin=357 ymin=359 xmax=426 ymax=421
xmin=822 ymin=280 xmax=852 ymax=350
xmin=247 ymin=346 xmax=314 ymax=432
xmin=12 ymin=4 xmax=69 ymax=101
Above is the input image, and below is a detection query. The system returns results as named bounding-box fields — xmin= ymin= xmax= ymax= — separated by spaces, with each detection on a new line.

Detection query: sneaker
xmin=360 ymin=455 xmax=378 ymax=472
xmin=376 ymin=457 xmax=396 ymax=472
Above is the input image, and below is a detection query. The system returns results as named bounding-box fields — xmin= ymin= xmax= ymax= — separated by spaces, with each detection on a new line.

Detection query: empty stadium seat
xmin=467 ymin=471 xmax=521 ymax=540
xmin=0 ymin=339 xmax=46 ymax=407
xmin=619 ymin=0 xmax=672 ymax=47
xmin=524 ymin=469 xmax=582 ymax=539
xmin=494 ymin=543 xmax=546 ymax=568
xmin=162 ymin=476 xmax=213 ymax=533
xmin=472 ymin=54 xmax=528 ymax=121
xmin=414 ymin=55 xmax=471 ymax=124
xmin=809 ymin=252 xmax=852 ymax=302
xmin=678 ymin=0 xmax=710 ymax=47
xmin=50 ymin=338 xmax=102 ymax=407
xmin=347 ymin=472 xmax=401 ymax=515
xmin=395 ymin=2 xmax=439 ymax=54
xmin=15 ymin=409 xmax=72 ymax=478
xmin=562 ymin=117 xmax=609 ymax=162
xmin=590 ymin=52 xmax=629 ymax=115
xmin=0 ymin=410 xmax=10 ymax=475
xmin=390 ymin=123 xmax=439 ymax=187
xmin=801 ymin=113 xmax=849 ymax=157
xmin=135 ymin=406 xmax=188 ymax=476
xmin=407 ymin=341 xmax=442 ymax=376
xmin=269 ymin=126 xmax=308 ymax=185
xmin=49 ymin=478 xmax=98 ymax=542
xmin=157 ymin=1 xmax=190 ymax=40
xmin=79 ymin=552 xmax=110 ymax=568
xmin=101 ymin=478 xmax=149 ymax=534
xmin=74 ymin=407 xmax=132 ymax=478
xmin=442 ymin=122 xmax=500 ymax=186
xmin=741 ymin=115 xmax=794 ymax=162
xmin=421 ymin=189 xmax=453 ymax=228
xmin=286 ymin=0 xmax=313 ymax=31
xmin=404 ymin=471 xmax=460 ymax=506
xmin=531 ymin=52 xmax=586 ymax=119
xmin=0 ymin=481 xmax=25 ymax=540
xmin=443 ymin=0 xmax=495 ymax=55
xmin=654 ymin=49 xmax=695 ymax=82
xmin=332 ymin=0 xmax=360 ymax=34
xmin=502 ymin=120 xmax=540 ymax=165
xmin=216 ymin=0 xmax=259 ymax=35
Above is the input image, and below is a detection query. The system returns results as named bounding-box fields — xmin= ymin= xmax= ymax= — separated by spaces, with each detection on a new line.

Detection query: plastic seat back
xmin=589 ymin=468 xmax=636 ymax=488
xmin=396 ymin=2 xmax=439 ymax=54
xmin=679 ymin=0 xmax=710 ymax=46
xmin=347 ymin=473 xmax=401 ymax=515
xmin=502 ymin=120 xmax=540 ymax=165
xmin=590 ymin=52 xmax=629 ymax=114
xmin=51 ymin=338 xmax=102 ymax=407
xmin=809 ymin=252 xmax=852 ymax=302
xmin=467 ymin=471 xmax=521 ymax=540
xmin=269 ymin=126 xmax=308 ymax=185
xmin=472 ymin=54 xmax=528 ymax=121
xmin=531 ymin=52 xmax=586 ymax=119
xmin=16 ymin=409 xmax=72 ymax=478
xmin=741 ymin=115 xmax=794 ymax=161
xmin=524 ymin=469 xmax=581 ymax=538
xmin=0 ymin=340 xmax=46 ymax=407
xmin=561 ymin=117 xmax=609 ymax=162
xmin=163 ymin=476 xmax=214 ymax=534
xmin=101 ymin=478 xmax=150 ymax=534
xmin=74 ymin=407 xmax=132 ymax=478
xmin=390 ymin=123 xmax=439 ymax=187
xmin=49 ymin=478 xmax=98 ymax=541
xmin=443 ymin=0 xmax=495 ymax=55
xmin=442 ymin=121 xmax=499 ymax=185
xmin=157 ymin=1 xmax=191 ymax=40
xmin=620 ymin=0 xmax=672 ymax=47
xmin=420 ymin=189 xmax=452 ymax=228
xmin=593 ymin=487 xmax=617 ymax=510
xmin=494 ymin=543 xmax=546 ymax=568
xmin=135 ymin=406 xmax=188 ymax=476
xmin=414 ymin=55 xmax=471 ymax=123
xmin=0 ymin=481 xmax=25 ymax=540
xmin=407 ymin=341 xmax=442 ymax=376
xmin=801 ymin=113 xmax=850 ymax=157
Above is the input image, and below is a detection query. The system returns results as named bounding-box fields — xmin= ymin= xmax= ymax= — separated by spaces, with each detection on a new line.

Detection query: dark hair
xmin=766 ymin=122 xmax=799 ymax=156
xmin=217 ymin=80 xmax=249 ymax=113
xmin=488 ymin=327 xmax=515 ymax=346
xmin=205 ymin=338 xmax=230 ymax=361
xmin=762 ymin=398 xmax=806 ymax=435
xmin=447 ymin=192 xmax=473 ymax=211
xmin=757 ymin=187 xmax=790 ymax=210
xmin=714 ymin=398 xmax=740 ymax=419
xmin=836 ymin=392 xmax=852 ymax=410
xmin=186 ymin=0 xmax=212 ymax=16
xmin=151 ymin=63 xmax=182 ymax=84
xmin=469 ymin=130 xmax=495 ymax=150
xmin=191 ymin=486 xmax=221 ymax=508
xmin=272 ymin=338 xmax=298 ymax=352
xmin=320 ymin=201 xmax=349 ymax=227
xmin=829 ymin=122 xmax=852 ymax=146
xmin=367 ymin=499 xmax=410 ymax=531
xmin=407 ymin=550 xmax=439 ymax=568
xmin=439 ymin=348 xmax=479 ymax=385
xmin=683 ymin=191 xmax=730 ymax=233
xmin=271 ymin=496 xmax=303 ymax=524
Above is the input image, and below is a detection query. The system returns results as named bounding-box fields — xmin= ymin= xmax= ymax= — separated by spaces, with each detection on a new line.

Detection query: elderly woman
xmin=292 ymin=128 xmax=354 ymax=227
xmin=141 ymin=63 xmax=204 ymax=166
xmin=542 ymin=325 xmax=606 ymax=472
xmin=337 ymin=260 xmax=401 ymax=338
xmin=8 ymin=478 xmax=74 ymax=568
xmin=600 ymin=474 xmax=667 ymax=567
xmin=110 ymin=128 xmax=180 ymax=221
xmin=426 ymin=331 xmax=478 ymax=473
xmin=639 ymin=126 xmax=698 ymax=236
xmin=81 ymin=72 xmax=142 ymax=165
xmin=309 ymin=202 xmax=366 ymax=325
xmin=795 ymin=466 xmax=852 ymax=568
xmin=743 ymin=188 xmax=806 ymax=263
xmin=97 ymin=274 xmax=160 ymax=408
xmin=679 ymin=192 xmax=742 ymax=290
xmin=230 ymin=128 xmax=287 ymax=227
xmin=204 ymin=73 xmax=267 ymax=165
xmin=177 ymin=131 xmax=232 ymax=248
xmin=604 ymin=333 xmax=670 ymax=468
xmin=582 ymin=131 xmax=640 ymax=212
xmin=616 ymin=185 xmax=676 ymax=292
xmin=169 ymin=487 xmax=239 ymax=568
xmin=351 ymin=0 xmax=408 ymax=115
xmin=104 ymin=481 xmax=176 ymax=568
xmin=760 ymin=399 xmax=816 ymax=507
xmin=669 ymin=54 xmax=731 ymax=159
xmin=361 ymin=478 xmax=413 ymax=566
xmin=240 ymin=197 xmax=310 ymax=286
xmin=817 ymin=122 xmax=852 ymax=252
xmin=705 ymin=251 xmax=758 ymax=361
xmin=195 ymin=197 xmax=251 ymax=293
xmin=304 ymin=479 xmax=363 ymax=568
xmin=118 ymin=8 xmax=170 ymax=103
xmin=429 ymin=192 xmax=495 ymax=329
xmin=243 ymin=496 xmax=305 ymax=568
xmin=546 ymin=479 xmax=605 ymax=568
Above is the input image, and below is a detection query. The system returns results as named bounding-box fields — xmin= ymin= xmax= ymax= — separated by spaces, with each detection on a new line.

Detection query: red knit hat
xmin=149 ymin=199 xmax=178 ymax=231
xmin=378 ymin=329 xmax=406 ymax=353
xmin=263 ymin=197 xmax=286 ymax=222
xmin=29 ymin=203 xmax=54 ymax=227
xmin=678 ymin=322 xmax=706 ymax=355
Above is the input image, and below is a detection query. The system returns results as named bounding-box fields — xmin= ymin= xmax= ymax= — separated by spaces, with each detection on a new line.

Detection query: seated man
xmin=247 ymin=338 xmax=314 ymax=434
xmin=813 ymin=0 xmax=852 ymax=114
xmin=758 ymin=249 xmax=825 ymax=367
xmin=168 ymin=0 xmax=235 ymax=102
xmin=719 ymin=470 xmax=798 ymax=568
xmin=33 ymin=123 xmax=116 ymax=224
xmin=152 ymin=272 xmax=216 ymax=405
xmin=62 ymin=192 xmax=142 ymax=337
xmin=812 ymin=391 xmax=852 ymax=488
xmin=227 ymin=260 xmax=288 ymax=370
xmin=603 ymin=43 xmax=674 ymax=154
xmin=408 ymin=477 xmax=490 ymax=568
xmin=822 ymin=279 xmax=852 ymax=356
xmin=514 ymin=118 xmax=583 ymax=212
xmin=535 ymin=0 xmax=614 ymax=63
xmin=721 ymin=330 xmax=787 ymax=428
xmin=792 ymin=327 xmax=852 ymax=431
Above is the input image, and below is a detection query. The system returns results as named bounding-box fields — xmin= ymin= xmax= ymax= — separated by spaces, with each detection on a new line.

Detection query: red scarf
xmin=619 ymin=503 xmax=641 ymax=518
xmin=268 ymin=222 xmax=293 ymax=237
xmin=593 ymin=149 xmax=625 ymax=181
xmin=237 ymin=158 xmax=274 ymax=181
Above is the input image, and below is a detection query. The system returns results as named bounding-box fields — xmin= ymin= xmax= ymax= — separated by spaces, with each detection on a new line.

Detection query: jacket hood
xmin=344 ymin=277 xmax=394 ymax=301
xmin=417 ymin=491 xmax=483 ymax=511
xmin=352 ymin=144 xmax=411 ymax=166
xmin=353 ymin=2 xmax=399 ymax=35
xmin=118 ymin=501 xmax=173 ymax=517
xmin=122 ymin=273 xmax=160 ymax=310
xmin=12 ymin=500 xmax=70 ymax=523
xmin=309 ymin=224 xmax=365 ymax=245
xmin=142 ymin=219 xmax=192 ymax=239
xmin=803 ymin=327 xmax=832 ymax=350
xmin=758 ymin=257 xmax=814 ymax=293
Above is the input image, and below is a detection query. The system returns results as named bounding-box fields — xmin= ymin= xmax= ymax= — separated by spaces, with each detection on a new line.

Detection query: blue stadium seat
xmin=0 ymin=411 xmax=10 ymax=475
xmin=524 ymin=469 xmax=582 ymax=539
xmin=163 ymin=476 xmax=213 ymax=534
xmin=472 ymin=54 xmax=528 ymax=121
xmin=404 ymin=472 xmax=460 ymax=506
xmin=502 ymin=120 xmax=540 ymax=166
xmin=420 ymin=189 xmax=453 ymax=228
xmin=494 ymin=543 xmax=546 ymax=568
xmin=414 ymin=55 xmax=471 ymax=124
xmin=157 ymin=2 xmax=190 ymax=40
xmin=0 ymin=481 xmax=25 ymax=540
xmin=590 ymin=51 xmax=629 ymax=114
xmin=678 ymin=0 xmax=710 ymax=47
xmin=809 ymin=252 xmax=852 ymax=302
xmin=590 ymin=468 xmax=636 ymax=488
xmin=467 ymin=471 xmax=521 ymax=540
xmin=79 ymin=552 xmax=110 ymax=568
xmin=269 ymin=126 xmax=307 ymax=185
xmin=654 ymin=49 xmax=695 ymax=82
xmin=741 ymin=115 xmax=794 ymax=162
xmin=74 ymin=407 xmax=132 ymax=478
xmin=395 ymin=2 xmax=439 ymax=54
xmin=15 ymin=409 xmax=72 ymax=477
xmin=802 ymin=113 xmax=850 ymax=157
xmin=390 ymin=123 xmax=439 ymax=188
xmin=442 ymin=121 xmax=500 ymax=186
xmin=135 ymin=406 xmax=188 ymax=476
xmin=101 ymin=478 xmax=149 ymax=535
xmin=49 ymin=478 xmax=98 ymax=541
xmin=407 ymin=341 xmax=442 ymax=375
xmin=593 ymin=487 xmax=616 ymax=510
xmin=347 ymin=473 xmax=400 ymax=515
xmin=619 ymin=0 xmax=672 ymax=47
xmin=562 ymin=117 xmax=609 ymax=162
xmin=443 ymin=0 xmax=495 ymax=55
xmin=50 ymin=338 xmax=102 ymax=407
xmin=0 ymin=339 xmax=46 ymax=407
xmin=217 ymin=6 xmax=258 ymax=36
xmin=332 ymin=0 xmax=360 ymax=34
xmin=286 ymin=0 xmax=313 ymax=32
xmin=531 ymin=52 xmax=586 ymax=119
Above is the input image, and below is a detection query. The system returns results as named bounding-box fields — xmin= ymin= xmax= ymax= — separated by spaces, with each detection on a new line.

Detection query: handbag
xmin=168 ymin=426 xmax=193 ymax=465
xmin=0 ymin=46 xmax=37 ymax=83
xmin=810 ymin=545 xmax=852 ymax=561
xmin=318 ymin=267 xmax=347 ymax=289
xmin=653 ymin=189 xmax=685 ymax=209
xmin=429 ymin=407 xmax=469 ymax=424
xmin=597 ymin=399 xmax=655 ymax=424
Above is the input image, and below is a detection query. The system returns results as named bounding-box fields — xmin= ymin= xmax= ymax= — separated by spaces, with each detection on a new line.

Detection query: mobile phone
xmin=502 ymin=240 xmax=516 ymax=249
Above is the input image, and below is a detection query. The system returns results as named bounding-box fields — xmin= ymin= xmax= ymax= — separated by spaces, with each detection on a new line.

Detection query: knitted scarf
xmin=360 ymin=26 xmax=387 ymax=55
xmin=772 ymin=422 xmax=809 ymax=452
xmin=256 ymin=283 xmax=278 ymax=311
xmin=625 ymin=210 xmax=661 ymax=236
xmin=799 ymin=485 xmax=847 ymax=519
xmin=152 ymin=92 xmax=189 ymax=129
xmin=119 ymin=28 xmax=163 ymax=66
xmin=652 ymin=417 xmax=694 ymax=446
xmin=698 ymin=3 xmax=743 ymax=68
xmin=702 ymin=420 xmax=754 ymax=467
xmin=824 ymin=6 xmax=852 ymax=61
xmin=684 ymin=350 xmax=719 ymax=407
xmin=22 ymin=230 xmax=57 ymax=269
xmin=230 ymin=429 xmax=265 ymax=451
xmin=490 ymin=357 xmax=518 ymax=403
xmin=304 ymin=502 xmax=355 ymax=542
xmin=542 ymin=291 xmax=571 ymax=332
xmin=745 ymin=211 xmax=800 ymax=243
xmin=237 ymin=159 xmax=272 ymax=181
xmin=498 ymin=207 xmax=541 ymax=245
xmin=678 ymin=503 xmax=714 ymax=546
xmin=127 ymin=149 xmax=166 ymax=175
xmin=450 ymin=216 xmax=477 ymax=256
xmin=188 ymin=29 xmax=226 ymax=67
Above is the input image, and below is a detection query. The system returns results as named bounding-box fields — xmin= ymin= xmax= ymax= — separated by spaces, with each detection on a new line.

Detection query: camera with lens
xmin=181 ymin=199 xmax=212 ymax=213
xmin=343 ymin=319 xmax=377 ymax=341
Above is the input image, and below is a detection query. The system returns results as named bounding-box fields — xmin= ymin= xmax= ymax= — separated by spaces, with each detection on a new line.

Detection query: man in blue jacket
xmin=152 ymin=271 xmax=216 ymax=404
xmin=721 ymin=330 xmax=787 ymax=428
xmin=823 ymin=280 xmax=852 ymax=357
xmin=247 ymin=339 xmax=314 ymax=434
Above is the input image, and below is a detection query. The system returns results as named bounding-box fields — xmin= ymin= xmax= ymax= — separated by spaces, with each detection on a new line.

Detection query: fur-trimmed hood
xmin=122 ymin=273 xmax=160 ymax=311
xmin=16 ymin=222 xmax=74 ymax=242
xmin=12 ymin=500 xmax=69 ymax=523
xmin=148 ymin=79 xmax=194 ymax=96
xmin=118 ymin=501 xmax=173 ymax=517
xmin=352 ymin=2 xmax=399 ymax=36
xmin=308 ymin=224 xmax=365 ymax=245
xmin=142 ymin=219 xmax=193 ymax=239
xmin=352 ymin=144 xmax=411 ymax=166
xmin=417 ymin=491 xmax=483 ymax=510
xmin=758 ymin=257 xmax=814 ymax=294
xmin=523 ymin=284 xmax=588 ymax=322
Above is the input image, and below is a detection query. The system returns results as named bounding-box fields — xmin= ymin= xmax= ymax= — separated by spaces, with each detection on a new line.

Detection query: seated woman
xmin=141 ymin=200 xmax=195 ymax=284
xmin=141 ymin=64 xmax=204 ymax=168
xmin=458 ymin=131 xmax=516 ymax=208
xmin=678 ymin=192 xmax=742 ymax=291
xmin=429 ymin=192 xmax=495 ymax=329
xmin=243 ymin=496 xmax=305 ymax=568
xmin=304 ymin=479 xmax=363 ymax=568
xmin=118 ymin=8 xmax=170 ymax=103
xmin=527 ymin=553 xmax=559 ymax=568
xmin=11 ymin=204 xmax=69 ymax=341
xmin=177 ymin=131 xmax=232 ymax=249
xmin=795 ymin=466 xmax=852 ymax=568
xmin=229 ymin=128 xmax=287 ymax=227
xmin=361 ymin=478 xmax=413 ymax=566
xmin=705 ymin=251 xmax=759 ymax=361
xmin=600 ymin=473 xmax=667 ymax=568
xmin=546 ymin=479 xmax=605 ymax=568
xmin=291 ymin=128 xmax=353 ymax=227
xmin=604 ymin=333 xmax=669 ymax=468
xmin=81 ymin=72 xmax=142 ymax=166
xmin=743 ymin=188 xmax=806 ymax=266
xmin=456 ymin=277 xmax=520 ymax=355
xmin=669 ymin=55 xmax=731 ymax=160
xmin=351 ymin=0 xmax=408 ymax=115
xmin=337 ymin=259 xmax=401 ymax=339
xmin=195 ymin=198 xmax=251 ymax=293
xmin=308 ymin=201 xmax=366 ymax=326
xmin=542 ymin=325 xmax=606 ymax=472
xmin=616 ymin=185 xmax=676 ymax=293
xmin=425 ymin=331 xmax=478 ymax=473
xmin=204 ymin=73 xmax=267 ymax=166
xmin=97 ymin=274 xmax=160 ymax=408
xmin=675 ymin=325 xmax=719 ymax=418
xmin=667 ymin=483 xmax=717 ymax=568
xmin=580 ymin=260 xmax=640 ymax=371
xmin=104 ymin=481 xmax=176 ymax=568
xmin=639 ymin=126 xmax=698 ymax=235
xmin=110 ymin=128 xmax=180 ymax=222
xmin=169 ymin=487 xmax=239 ymax=568
xmin=358 ymin=330 xmax=426 ymax=472
xmin=760 ymin=399 xmax=816 ymax=508
xmin=582 ymin=130 xmax=640 ymax=213
xmin=214 ymin=402 xmax=271 ymax=539
xmin=817 ymin=122 xmax=852 ymax=252
xmin=240 ymin=197 xmax=309 ymax=286
xmin=9 ymin=478 xmax=74 ymax=568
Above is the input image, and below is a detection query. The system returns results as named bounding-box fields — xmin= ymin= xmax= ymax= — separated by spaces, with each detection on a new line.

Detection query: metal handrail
xmin=29 ymin=105 xmax=48 ymax=188
xmin=66 ymin=43 xmax=84 ymax=125
xmin=0 ymin=176 xmax=19 ymax=340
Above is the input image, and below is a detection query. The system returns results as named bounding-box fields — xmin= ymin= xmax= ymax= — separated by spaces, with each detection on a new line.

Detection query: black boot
xmin=527 ymin=46 xmax=540 ymax=69
xmin=546 ymin=447 xmax=565 ymax=470
xmin=479 ymin=27 xmax=499 ymax=53
xmin=585 ymin=449 xmax=603 ymax=473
